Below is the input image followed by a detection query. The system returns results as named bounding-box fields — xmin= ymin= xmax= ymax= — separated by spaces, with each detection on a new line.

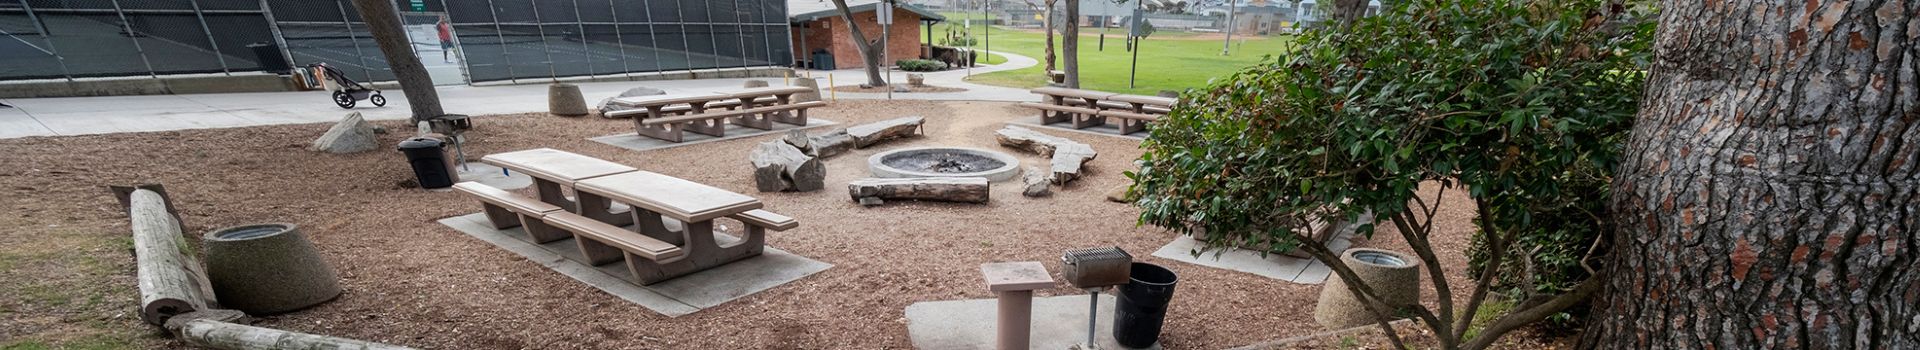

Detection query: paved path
xmin=0 ymin=52 xmax=1040 ymax=139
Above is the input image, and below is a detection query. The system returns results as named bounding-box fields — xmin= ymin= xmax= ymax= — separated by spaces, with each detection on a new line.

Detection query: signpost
xmin=878 ymin=0 xmax=894 ymax=100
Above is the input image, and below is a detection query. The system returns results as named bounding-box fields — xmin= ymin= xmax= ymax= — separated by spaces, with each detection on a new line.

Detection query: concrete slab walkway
xmin=0 ymin=52 xmax=1041 ymax=140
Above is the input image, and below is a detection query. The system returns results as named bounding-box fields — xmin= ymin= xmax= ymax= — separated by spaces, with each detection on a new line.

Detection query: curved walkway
xmin=0 ymin=52 xmax=1042 ymax=139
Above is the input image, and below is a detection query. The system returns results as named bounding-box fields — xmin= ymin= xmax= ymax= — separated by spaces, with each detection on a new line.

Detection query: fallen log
xmin=994 ymin=126 xmax=1097 ymax=184
xmin=749 ymin=140 xmax=825 ymax=192
xmin=808 ymin=129 xmax=855 ymax=158
xmin=179 ymin=319 xmax=416 ymax=350
xmin=848 ymin=177 xmax=990 ymax=206
xmin=120 ymin=186 xmax=217 ymax=326
xmin=847 ymin=116 xmax=925 ymax=148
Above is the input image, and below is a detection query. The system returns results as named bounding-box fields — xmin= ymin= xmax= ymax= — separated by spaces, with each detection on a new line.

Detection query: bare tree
xmin=1581 ymin=0 xmax=1920 ymax=348
xmin=830 ymin=0 xmax=888 ymax=87
xmin=347 ymin=0 xmax=443 ymax=122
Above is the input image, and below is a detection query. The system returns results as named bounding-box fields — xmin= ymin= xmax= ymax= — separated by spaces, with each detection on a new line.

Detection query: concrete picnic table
xmin=713 ymin=86 xmax=813 ymax=128
xmin=1108 ymin=94 xmax=1176 ymax=112
xmin=573 ymin=171 xmax=769 ymax=284
xmin=479 ymin=148 xmax=638 ymax=226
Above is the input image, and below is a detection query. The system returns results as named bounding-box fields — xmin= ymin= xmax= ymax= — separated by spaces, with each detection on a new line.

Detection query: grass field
xmin=931 ymin=20 xmax=1294 ymax=94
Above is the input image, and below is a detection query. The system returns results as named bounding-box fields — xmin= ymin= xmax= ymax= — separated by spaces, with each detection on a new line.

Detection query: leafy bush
xmin=895 ymin=59 xmax=946 ymax=72
xmin=1129 ymin=0 xmax=1652 ymax=347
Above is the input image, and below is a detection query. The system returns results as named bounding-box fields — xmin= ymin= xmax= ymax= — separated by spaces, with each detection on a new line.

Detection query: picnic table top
xmin=609 ymin=92 xmax=729 ymax=108
xmin=1109 ymin=94 xmax=1177 ymax=107
xmin=481 ymin=148 xmax=637 ymax=185
xmin=574 ymin=171 xmax=763 ymax=222
xmin=718 ymin=86 xmax=810 ymax=99
xmin=1030 ymin=86 xmax=1118 ymax=100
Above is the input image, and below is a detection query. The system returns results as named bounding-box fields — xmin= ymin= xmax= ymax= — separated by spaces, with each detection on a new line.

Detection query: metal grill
xmin=1061 ymin=246 xmax=1132 ymax=288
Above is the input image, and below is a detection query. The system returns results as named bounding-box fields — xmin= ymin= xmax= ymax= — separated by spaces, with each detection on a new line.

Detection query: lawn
xmin=932 ymin=21 xmax=1294 ymax=95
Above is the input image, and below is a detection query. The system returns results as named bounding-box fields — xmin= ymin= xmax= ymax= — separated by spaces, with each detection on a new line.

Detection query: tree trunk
xmin=347 ymin=0 xmax=443 ymax=122
xmin=830 ymin=0 xmax=888 ymax=87
xmin=995 ymin=125 xmax=1097 ymax=184
xmin=1061 ymin=0 xmax=1079 ymax=88
xmin=179 ymin=319 xmax=417 ymax=350
xmin=126 ymin=188 xmax=217 ymax=326
xmin=846 ymin=116 xmax=925 ymax=148
xmin=1582 ymin=0 xmax=1920 ymax=348
xmin=1042 ymin=0 xmax=1057 ymax=72
xmin=1327 ymin=0 xmax=1368 ymax=28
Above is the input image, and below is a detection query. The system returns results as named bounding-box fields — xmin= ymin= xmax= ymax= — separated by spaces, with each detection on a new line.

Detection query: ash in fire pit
xmin=868 ymin=147 xmax=1022 ymax=181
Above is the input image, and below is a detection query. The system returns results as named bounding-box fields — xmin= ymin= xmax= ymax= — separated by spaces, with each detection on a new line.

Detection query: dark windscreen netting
xmin=2 ymin=0 xmax=790 ymax=82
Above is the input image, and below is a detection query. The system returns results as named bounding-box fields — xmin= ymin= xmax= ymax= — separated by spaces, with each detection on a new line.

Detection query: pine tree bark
xmin=1061 ymin=0 xmax=1079 ymax=88
xmin=347 ymin=0 xmax=443 ymax=122
xmin=830 ymin=0 xmax=888 ymax=87
xmin=1583 ymin=0 xmax=1920 ymax=348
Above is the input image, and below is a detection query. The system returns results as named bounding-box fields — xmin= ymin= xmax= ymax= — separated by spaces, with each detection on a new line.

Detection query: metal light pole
xmin=1221 ymin=0 xmax=1238 ymax=55
xmin=1128 ymin=0 xmax=1142 ymax=88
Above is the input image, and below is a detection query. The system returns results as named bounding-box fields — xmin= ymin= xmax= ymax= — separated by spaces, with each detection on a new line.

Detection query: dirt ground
xmin=828 ymin=84 xmax=969 ymax=93
xmin=0 ymin=100 xmax=1517 ymax=349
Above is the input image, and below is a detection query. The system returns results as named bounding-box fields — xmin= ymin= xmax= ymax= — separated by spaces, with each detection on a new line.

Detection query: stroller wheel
xmin=332 ymin=91 xmax=356 ymax=109
xmin=369 ymin=94 xmax=387 ymax=107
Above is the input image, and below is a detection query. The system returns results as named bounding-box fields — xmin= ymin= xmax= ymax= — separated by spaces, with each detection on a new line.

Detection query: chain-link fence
xmin=2 ymin=0 xmax=792 ymax=84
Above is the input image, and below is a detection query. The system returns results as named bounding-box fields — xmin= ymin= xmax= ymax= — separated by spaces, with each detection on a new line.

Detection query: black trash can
xmin=247 ymin=42 xmax=292 ymax=74
xmin=1113 ymin=262 xmax=1178 ymax=348
xmin=397 ymin=137 xmax=457 ymax=189
xmin=811 ymin=50 xmax=836 ymax=70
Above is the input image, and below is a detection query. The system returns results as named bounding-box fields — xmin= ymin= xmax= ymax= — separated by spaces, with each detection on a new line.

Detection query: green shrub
xmin=895 ymin=59 xmax=946 ymax=72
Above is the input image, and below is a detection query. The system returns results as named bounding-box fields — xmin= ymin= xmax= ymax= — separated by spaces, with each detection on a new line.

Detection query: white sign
xmin=877 ymin=2 xmax=894 ymax=24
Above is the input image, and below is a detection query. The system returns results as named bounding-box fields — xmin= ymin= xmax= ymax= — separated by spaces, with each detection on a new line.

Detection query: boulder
xmin=907 ymin=73 xmax=926 ymax=87
xmin=792 ymin=78 xmax=823 ymax=103
xmin=892 ymin=84 xmax=911 ymax=93
xmin=548 ymin=83 xmax=589 ymax=116
xmin=1106 ymin=185 xmax=1134 ymax=203
xmin=1021 ymin=167 xmax=1052 ymax=197
xmin=310 ymin=112 xmax=378 ymax=154
xmin=743 ymin=79 xmax=769 ymax=88
xmin=597 ymin=86 xmax=667 ymax=118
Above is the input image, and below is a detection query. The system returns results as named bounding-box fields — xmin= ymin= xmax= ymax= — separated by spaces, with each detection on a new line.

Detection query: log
xmin=780 ymin=129 xmax=814 ymax=154
xmin=125 ymin=188 xmax=218 ymax=326
xmin=848 ymin=177 xmax=990 ymax=205
xmin=750 ymin=140 xmax=825 ymax=192
xmin=994 ymin=126 xmax=1098 ymax=184
xmin=179 ymin=319 xmax=417 ymax=350
xmin=808 ymin=129 xmax=855 ymax=158
xmin=847 ymin=116 xmax=925 ymax=148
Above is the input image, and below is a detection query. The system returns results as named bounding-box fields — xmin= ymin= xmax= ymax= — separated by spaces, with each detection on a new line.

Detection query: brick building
xmin=789 ymin=0 xmax=946 ymax=70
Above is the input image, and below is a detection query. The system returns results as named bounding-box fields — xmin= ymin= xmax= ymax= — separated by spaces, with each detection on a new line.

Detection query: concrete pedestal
xmin=982 ymin=262 xmax=1056 ymax=350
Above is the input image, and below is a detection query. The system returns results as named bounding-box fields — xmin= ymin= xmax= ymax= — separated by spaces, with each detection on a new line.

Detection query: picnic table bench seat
xmin=542 ymin=209 xmax=686 ymax=265
xmin=731 ymin=209 xmax=798 ymax=231
xmin=635 ymin=101 xmax=826 ymax=142
xmin=1018 ymin=102 xmax=1104 ymax=128
xmin=454 ymin=182 xmax=573 ymax=243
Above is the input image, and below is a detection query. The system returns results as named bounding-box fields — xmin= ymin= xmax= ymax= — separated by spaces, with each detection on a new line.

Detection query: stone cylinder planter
xmin=202 ymin=224 xmax=342 ymax=315
xmin=548 ymin=83 xmax=588 ymax=117
xmin=1312 ymin=248 xmax=1422 ymax=330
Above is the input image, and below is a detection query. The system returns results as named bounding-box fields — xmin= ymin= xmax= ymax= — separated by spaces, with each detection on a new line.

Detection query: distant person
xmin=437 ymin=17 xmax=454 ymax=63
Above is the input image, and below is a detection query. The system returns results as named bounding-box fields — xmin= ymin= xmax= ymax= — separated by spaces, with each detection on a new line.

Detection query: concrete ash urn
xmin=1313 ymin=248 xmax=1421 ymax=330
xmin=202 ymin=223 xmax=342 ymax=315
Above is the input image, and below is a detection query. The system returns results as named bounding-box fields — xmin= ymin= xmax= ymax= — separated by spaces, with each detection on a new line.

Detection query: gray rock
xmin=597 ymin=86 xmax=667 ymax=118
xmin=892 ymin=84 xmax=911 ymax=93
xmin=548 ymin=83 xmax=588 ymax=116
xmin=1022 ymin=167 xmax=1052 ymax=197
xmin=310 ymin=112 xmax=378 ymax=154
xmin=907 ymin=73 xmax=926 ymax=87
xmin=370 ymin=125 xmax=389 ymax=134
xmin=792 ymin=78 xmax=822 ymax=103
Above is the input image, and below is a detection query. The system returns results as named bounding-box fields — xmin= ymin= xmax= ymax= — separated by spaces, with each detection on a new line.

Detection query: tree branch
xmin=1461 ymin=271 xmax=1605 ymax=350
xmin=1454 ymin=197 xmax=1510 ymax=340
xmin=1293 ymin=227 xmax=1414 ymax=350
xmin=1390 ymin=211 xmax=1456 ymax=340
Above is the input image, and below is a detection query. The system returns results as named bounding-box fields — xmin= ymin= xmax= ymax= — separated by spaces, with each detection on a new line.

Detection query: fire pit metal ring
xmin=868 ymin=147 xmax=1022 ymax=181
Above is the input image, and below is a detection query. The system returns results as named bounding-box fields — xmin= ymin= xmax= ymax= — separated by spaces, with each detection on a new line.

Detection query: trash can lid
xmin=397 ymin=137 xmax=442 ymax=149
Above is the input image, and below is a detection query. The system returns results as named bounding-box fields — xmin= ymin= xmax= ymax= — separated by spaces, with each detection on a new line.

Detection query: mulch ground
xmin=0 ymin=100 xmax=1524 ymax=349
xmin=828 ymin=84 xmax=969 ymax=93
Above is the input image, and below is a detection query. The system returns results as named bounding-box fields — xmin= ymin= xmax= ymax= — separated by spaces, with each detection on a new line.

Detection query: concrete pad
xmin=1006 ymin=117 xmax=1147 ymax=140
xmin=1151 ymin=224 xmax=1360 ymax=285
xmin=455 ymin=162 xmax=533 ymax=190
xmin=0 ymin=107 xmax=54 ymax=138
xmin=906 ymin=293 xmax=1163 ymax=350
xmin=589 ymin=118 xmax=839 ymax=152
xmin=439 ymin=213 xmax=832 ymax=317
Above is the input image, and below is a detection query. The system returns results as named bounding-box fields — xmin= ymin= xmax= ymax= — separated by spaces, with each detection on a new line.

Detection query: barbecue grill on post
xmin=1062 ymin=247 xmax=1133 ymax=349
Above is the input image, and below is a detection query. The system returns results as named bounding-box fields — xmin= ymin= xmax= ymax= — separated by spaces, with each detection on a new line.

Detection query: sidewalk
xmin=0 ymin=52 xmax=1040 ymax=139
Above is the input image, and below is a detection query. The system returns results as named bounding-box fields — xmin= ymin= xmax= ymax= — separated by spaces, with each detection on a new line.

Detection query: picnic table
xmin=1023 ymin=87 xmax=1177 ymax=135
xmin=574 ymin=171 xmax=775 ymax=284
xmin=480 ymin=148 xmax=638 ymax=226
xmin=605 ymin=87 xmax=824 ymax=143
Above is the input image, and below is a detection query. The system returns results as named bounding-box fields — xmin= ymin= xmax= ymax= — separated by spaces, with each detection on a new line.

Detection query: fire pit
xmin=868 ymin=147 xmax=1021 ymax=181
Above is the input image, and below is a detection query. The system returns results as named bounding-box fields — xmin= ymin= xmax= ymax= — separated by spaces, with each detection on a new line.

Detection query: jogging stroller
xmin=309 ymin=63 xmax=386 ymax=109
